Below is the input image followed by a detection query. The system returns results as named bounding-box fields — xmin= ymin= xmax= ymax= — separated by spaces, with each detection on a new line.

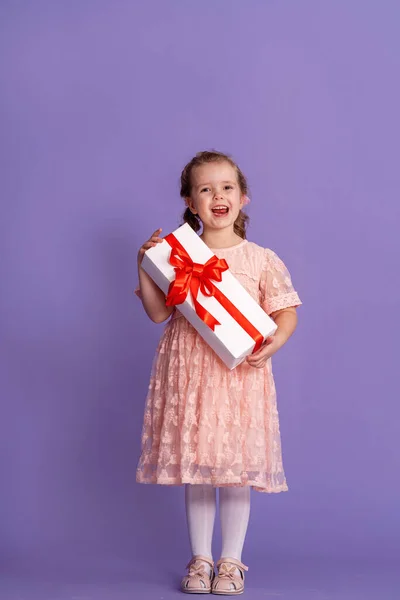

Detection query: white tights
xmin=185 ymin=483 xmax=251 ymax=574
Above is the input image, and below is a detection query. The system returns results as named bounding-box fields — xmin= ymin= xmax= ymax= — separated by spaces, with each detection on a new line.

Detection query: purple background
xmin=1 ymin=1 xmax=400 ymax=598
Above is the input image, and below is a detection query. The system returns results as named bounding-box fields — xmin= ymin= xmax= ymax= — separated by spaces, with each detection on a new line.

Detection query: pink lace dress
xmin=135 ymin=239 xmax=301 ymax=493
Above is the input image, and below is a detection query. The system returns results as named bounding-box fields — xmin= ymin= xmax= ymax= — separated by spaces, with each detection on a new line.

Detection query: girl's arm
xmin=246 ymin=306 xmax=298 ymax=368
xmin=137 ymin=228 xmax=174 ymax=324
xmin=138 ymin=267 xmax=174 ymax=323
xmin=270 ymin=306 xmax=298 ymax=346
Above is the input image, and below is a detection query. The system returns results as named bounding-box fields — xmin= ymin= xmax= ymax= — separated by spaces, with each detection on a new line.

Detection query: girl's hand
xmin=137 ymin=228 xmax=163 ymax=266
xmin=246 ymin=333 xmax=283 ymax=368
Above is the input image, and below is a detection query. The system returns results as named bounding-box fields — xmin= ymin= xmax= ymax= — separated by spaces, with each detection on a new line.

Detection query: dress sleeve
xmin=259 ymin=249 xmax=302 ymax=315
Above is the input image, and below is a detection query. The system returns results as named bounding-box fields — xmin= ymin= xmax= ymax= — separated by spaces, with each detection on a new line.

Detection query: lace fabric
xmin=135 ymin=241 xmax=301 ymax=493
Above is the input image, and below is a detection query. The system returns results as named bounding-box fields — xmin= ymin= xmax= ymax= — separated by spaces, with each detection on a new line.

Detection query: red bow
xmin=165 ymin=233 xmax=263 ymax=353
xmin=165 ymin=234 xmax=228 ymax=330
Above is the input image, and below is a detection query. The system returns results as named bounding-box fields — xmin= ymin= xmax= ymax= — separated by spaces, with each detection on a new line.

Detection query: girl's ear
xmin=185 ymin=197 xmax=197 ymax=214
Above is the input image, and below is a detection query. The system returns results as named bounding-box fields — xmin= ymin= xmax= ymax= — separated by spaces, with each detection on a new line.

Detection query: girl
xmin=136 ymin=151 xmax=301 ymax=595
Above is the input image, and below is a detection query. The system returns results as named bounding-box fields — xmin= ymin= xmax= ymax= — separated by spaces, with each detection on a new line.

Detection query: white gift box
xmin=141 ymin=223 xmax=277 ymax=370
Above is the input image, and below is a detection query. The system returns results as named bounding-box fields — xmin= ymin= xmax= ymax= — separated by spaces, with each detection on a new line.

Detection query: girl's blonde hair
xmin=180 ymin=151 xmax=249 ymax=239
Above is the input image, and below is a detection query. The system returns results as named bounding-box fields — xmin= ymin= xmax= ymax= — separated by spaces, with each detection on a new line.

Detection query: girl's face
xmin=186 ymin=161 xmax=245 ymax=233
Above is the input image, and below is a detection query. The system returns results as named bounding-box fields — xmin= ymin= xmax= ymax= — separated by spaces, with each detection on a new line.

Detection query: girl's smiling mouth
xmin=211 ymin=205 xmax=229 ymax=216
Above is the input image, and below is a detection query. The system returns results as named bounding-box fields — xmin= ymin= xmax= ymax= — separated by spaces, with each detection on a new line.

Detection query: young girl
xmin=136 ymin=151 xmax=301 ymax=595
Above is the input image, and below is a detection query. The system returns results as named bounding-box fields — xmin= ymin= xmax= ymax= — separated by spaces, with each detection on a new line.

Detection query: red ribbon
xmin=165 ymin=233 xmax=263 ymax=353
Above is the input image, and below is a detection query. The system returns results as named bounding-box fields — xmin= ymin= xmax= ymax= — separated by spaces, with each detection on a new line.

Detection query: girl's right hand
xmin=137 ymin=228 xmax=163 ymax=266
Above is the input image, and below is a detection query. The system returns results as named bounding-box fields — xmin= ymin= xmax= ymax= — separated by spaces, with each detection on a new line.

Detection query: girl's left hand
xmin=246 ymin=334 xmax=282 ymax=369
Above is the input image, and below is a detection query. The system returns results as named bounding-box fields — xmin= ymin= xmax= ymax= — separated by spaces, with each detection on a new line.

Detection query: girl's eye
xmin=201 ymin=188 xmax=210 ymax=193
xmin=224 ymin=185 xmax=233 ymax=190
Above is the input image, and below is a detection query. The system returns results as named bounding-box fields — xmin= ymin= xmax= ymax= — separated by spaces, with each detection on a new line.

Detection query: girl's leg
xmin=185 ymin=483 xmax=217 ymax=575
xmin=219 ymin=485 xmax=251 ymax=562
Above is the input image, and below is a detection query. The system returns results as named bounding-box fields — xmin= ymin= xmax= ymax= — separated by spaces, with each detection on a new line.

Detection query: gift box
xmin=141 ymin=223 xmax=277 ymax=369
